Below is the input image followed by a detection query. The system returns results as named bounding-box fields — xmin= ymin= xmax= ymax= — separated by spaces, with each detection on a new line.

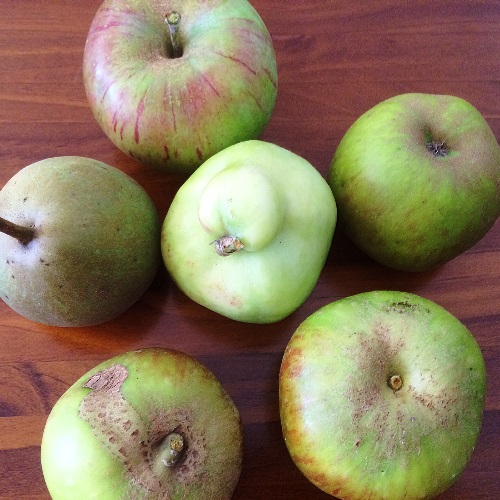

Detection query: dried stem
xmin=0 ymin=216 xmax=35 ymax=245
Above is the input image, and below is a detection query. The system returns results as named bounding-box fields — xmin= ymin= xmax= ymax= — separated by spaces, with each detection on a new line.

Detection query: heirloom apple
xmin=83 ymin=0 xmax=278 ymax=173
xmin=328 ymin=93 xmax=500 ymax=271
xmin=161 ymin=140 xmax=337 ymax=323
xmin=0 ymin=156 xmax=160 ymax=327
xmin=280 ymin=291 xmax=486 ymax=499
xmin=41 ymin=348 xmax=243 ymax=499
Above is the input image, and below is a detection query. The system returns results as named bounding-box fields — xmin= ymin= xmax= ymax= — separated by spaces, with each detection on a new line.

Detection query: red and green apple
xmin=83 ymin=0 xmax=278 ymax=173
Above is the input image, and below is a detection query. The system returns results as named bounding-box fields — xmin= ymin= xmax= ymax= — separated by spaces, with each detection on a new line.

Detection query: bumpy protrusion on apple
xmin=198 ymin=163 xmax=285 ymax=253
xmin=162 ymin=140 xmax=337 ymax=323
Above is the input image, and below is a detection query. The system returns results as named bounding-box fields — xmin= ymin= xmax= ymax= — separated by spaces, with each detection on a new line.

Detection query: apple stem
xmin=0 ymin=216 xmax=35 ymax=246
xmin=211 ymin=236 xmax=244 ymax=256
xmin=160 ymin=431 xmax=185 ymax=468
xmin=165 ymin=11 xmax=183 ymax=59
xmin=388 ymin=374 xmax=403 ymax=392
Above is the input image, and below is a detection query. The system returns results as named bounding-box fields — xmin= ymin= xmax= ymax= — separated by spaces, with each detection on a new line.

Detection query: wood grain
xmin=0 ymin=1 xmax=499 ymax=498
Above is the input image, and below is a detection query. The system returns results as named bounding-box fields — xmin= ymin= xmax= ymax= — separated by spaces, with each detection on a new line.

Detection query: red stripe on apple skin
xmin=100 ymin=81 xmax=114 ymax=104
xmin=200 ymin=73 xmax=220 ymax=97
xmin=196 ymin=148 xmax=203 ymax=161
xmin=87 ymin=21 xmax=123 ymax=38
xmin=164 ymin=146 xmax=170 ymax=161
xmin=112 ymin=111 xmax=118 ymax=133
xmin=233 ymin=25 xmax=269 ymax=44
xmin=134 ymin=97 xmax=145 ymax=144
xmin=168 ymin=92 xmax=178 ymax=133
xmin=246 ymin=90 xmax=264 ymax=112
xmin=213 ymin=51 xmax=257 ymax=76
xmin=264 ymin=68 xmax=278 ymax=90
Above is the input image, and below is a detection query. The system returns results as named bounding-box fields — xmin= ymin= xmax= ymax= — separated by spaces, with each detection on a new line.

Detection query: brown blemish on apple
xmin=79 ymin=364 xmax=208 ymax=495
xmin=280 ymin=346 xmax=304 ymax=379
xmin=344 ymin=323 xmax=410 ymax=462
xmin=344 ymin=312 xmax=468 ymax=470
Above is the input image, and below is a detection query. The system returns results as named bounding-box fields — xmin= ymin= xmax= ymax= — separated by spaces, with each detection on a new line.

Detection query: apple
xmin=0 ymin=156 xmax=160 ymax=327
xmin=41 ymin=347 xmax=243 ymax=499
xmin=328 ymin=93 xmax=500 ymax=271
xmin=83 ymin=0 xmax=278 ymax=173
xmin=161 ymin=140 xmax=337 ymax=323
xmin=279 ymin=290 xmax=486 ymax=499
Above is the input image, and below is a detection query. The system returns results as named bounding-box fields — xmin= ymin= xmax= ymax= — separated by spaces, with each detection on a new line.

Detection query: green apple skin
xmin=41 ymin=348 xmax=243 ymax=500
xmin=279 ymin=291 xmax=486 ymax=500
xmin=0 ymin=157 xmax=160 ymax=327
xmin=328 ymin=93 xmax=500 ymax=271
xmin=83 ymin=0 xmax=278 ymax=173
xmin=161 ymin=140 xmax=337 ymax=323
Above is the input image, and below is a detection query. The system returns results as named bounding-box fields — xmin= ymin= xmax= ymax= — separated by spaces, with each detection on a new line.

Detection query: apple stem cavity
xmin=0 ymin=216 xmax=36 ymax=246
xmin=388 ymin=374 xmax=403 ymax=392
xmin=211 ymin=236 xmax=245 ymax=256
xmin=160 ymin=431 xmax=186 ymax=468
xmin=165 ymin=11 xmax=183 ymax=59
xmin=426 ymin=140 xmax=449 ymax=158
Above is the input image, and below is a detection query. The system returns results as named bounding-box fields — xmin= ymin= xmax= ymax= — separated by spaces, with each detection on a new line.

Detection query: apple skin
xmin=161 ymin=140 xmax=337 ymax=323
xmin=41 ymin=347 xmax=243 ymax=499
xmin=0 ymin=156 xmax=160 ymax=327
xmin=279 ymin=291 xmax=486 ymax=500
xmin=328 ymin=93 xmax=500 ymax=271
xmin=83 ymin=0 xmax=278 ymax=173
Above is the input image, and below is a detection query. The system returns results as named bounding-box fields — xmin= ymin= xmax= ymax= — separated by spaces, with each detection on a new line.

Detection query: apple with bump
xmin=161 ymin=140 xmax=337 ymax=323
xmin=328 ymin=93 xmax=500 ymax=271
xmin=0 ymin=156 xmax=160 ymax=327
xmin=41 ymin=347 xmax=243 ymax=499
xmin=83 ymin=0 xmax=278 ymax=173
xmin=279 ymin=290 xmax=486 ymax=499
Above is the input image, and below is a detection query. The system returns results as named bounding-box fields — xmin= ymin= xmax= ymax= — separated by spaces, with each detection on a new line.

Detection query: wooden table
xmin=0 ymin=1 xmax=499 ymax=498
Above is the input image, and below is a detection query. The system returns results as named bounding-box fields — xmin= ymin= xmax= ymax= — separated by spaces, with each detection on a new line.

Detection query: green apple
xmin=83 ymin=0 xmax=278 ymax=173
xmin=0 ymin=156 xmax=160 ymax=327
xmin=328 ymin=93 xmax=500 ymax=271
xmin=161 ymin=140 xmax=337 ymax=323
xmin=279 ymin=291 xmax=486 ymax=499
xmin=41 ymin=348 xmax=243 ymax=499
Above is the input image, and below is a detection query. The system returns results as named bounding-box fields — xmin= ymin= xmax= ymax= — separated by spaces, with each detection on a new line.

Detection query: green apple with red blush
xmin=41 ymin=347 xmax=243 ymax=499
xmin=328 ymin=93 xmax=500 ymax=271
xmin=161 ymin=140 xmax=337 ymax=323
xmin=279 ymin=291 xmax=486 ymax=499
xmin=83 ymin=0 xmax=278 ymax=173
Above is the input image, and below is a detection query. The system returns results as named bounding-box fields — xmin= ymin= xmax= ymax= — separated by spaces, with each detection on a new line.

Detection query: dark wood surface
xmin=1 ymin=1 xmax=499 ymax=498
